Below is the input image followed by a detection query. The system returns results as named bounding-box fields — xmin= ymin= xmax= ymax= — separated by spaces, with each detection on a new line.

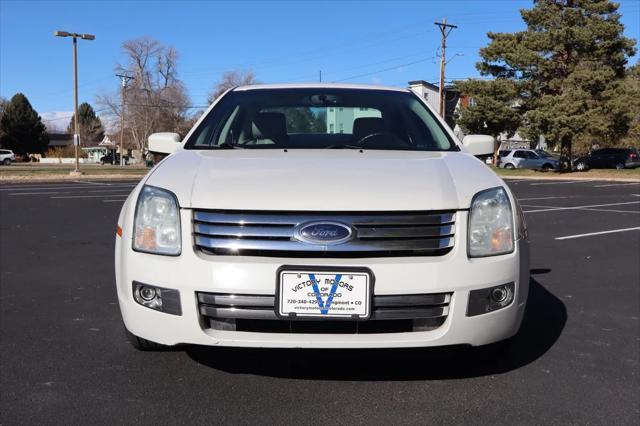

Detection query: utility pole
xmin=116 ymin=73 xmax=134 ymax=166
xmin=434 ymin=18 xmax=457 ymax=118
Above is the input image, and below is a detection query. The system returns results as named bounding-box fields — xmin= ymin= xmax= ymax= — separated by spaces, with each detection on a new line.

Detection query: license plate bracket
xmin=276 ymin=266 xmax=373 ymax=320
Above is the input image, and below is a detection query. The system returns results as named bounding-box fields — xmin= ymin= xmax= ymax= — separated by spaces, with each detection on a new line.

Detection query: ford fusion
xmin=115 ymin=84 xmax=529 ymax=350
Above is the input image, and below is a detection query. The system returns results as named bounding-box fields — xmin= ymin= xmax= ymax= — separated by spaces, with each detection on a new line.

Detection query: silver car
xmin=498 ymin=149 xmax=558 ymax=170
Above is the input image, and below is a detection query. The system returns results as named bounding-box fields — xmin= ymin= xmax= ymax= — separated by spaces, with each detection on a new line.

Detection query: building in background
xmin=325 ymin=107 xmax=381 ymax=134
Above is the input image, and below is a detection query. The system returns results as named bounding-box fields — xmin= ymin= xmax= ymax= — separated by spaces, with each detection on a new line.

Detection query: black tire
xmin=542 ymin=163 xmax=553 ymax=171
xmin=504 ymin=163 xmax=515 ymax=169
xmin=615 ymin=163 xmax=624 ymax=170
xmin=2 ymin=158 xmax=10 ymax=166
xmin=575 ymin=161 xmax=588 ymax=172
xmin=124 ymin=327 xmax=169 ymax=351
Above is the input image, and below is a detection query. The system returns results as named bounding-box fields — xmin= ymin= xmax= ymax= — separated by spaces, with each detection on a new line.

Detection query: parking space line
xmin=72 ymin=180 xmax=112 ymax=186
xmin=518 ymin=196 xmax=568 ymax=201
xmin=530 ymin=180 xmax=584 ymax=186
xmin=580 ymin=208 xmax=640 ymax=214
xmin=0 ymin=184 xmax=136 ymax=191
xmin=8 ymin=191 xmax=73 ymax=196
xmin=87 ymin=189 xmax=133 ymax=193
xmin=555 ymin=227 xmax=640 ymax=240
xmin=523 ymin=201 xmax=640 ymax=213
xmin=51 ymin=195 xmax=132 ymax=199
xmin=102 ymin=199 xmax=128 ymax=203
xmin=593 ymin=182 xmax=640 ymax=188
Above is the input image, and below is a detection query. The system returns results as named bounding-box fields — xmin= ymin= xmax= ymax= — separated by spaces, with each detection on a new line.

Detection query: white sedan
xmin=115 ymin=83 xmax=529 ymax=351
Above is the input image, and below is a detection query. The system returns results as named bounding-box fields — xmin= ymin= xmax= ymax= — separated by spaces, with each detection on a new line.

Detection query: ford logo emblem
xmin=294 ymin=221 xmax=354 ymax=245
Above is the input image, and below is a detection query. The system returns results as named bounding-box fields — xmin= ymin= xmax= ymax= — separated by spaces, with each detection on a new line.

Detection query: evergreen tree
xmin=66 ymin=102 xmax=105 ymax=146
xmin=454 ymin=79 xmax=522 ymax=139
xmin=0 ymin=93 xmax=49 ymax=154
xmin=476 ymin=0 xmax=636 ymax=170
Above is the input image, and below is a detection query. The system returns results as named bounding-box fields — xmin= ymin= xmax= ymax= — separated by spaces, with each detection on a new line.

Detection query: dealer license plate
xmin=278 ymin=269 xmax=371 ymax=319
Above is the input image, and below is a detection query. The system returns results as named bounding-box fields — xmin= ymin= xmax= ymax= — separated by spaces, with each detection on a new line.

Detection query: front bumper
xmin=116 ymin=207 xmax=530 ymax=348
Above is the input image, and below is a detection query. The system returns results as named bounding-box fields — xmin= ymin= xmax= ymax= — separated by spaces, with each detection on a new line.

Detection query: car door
xmin=525 ymin=151 xmax=543 ymax=169
xmin=589 ymin=149 xmax=607 ymax=168
xmin=512 ymin=150 xmax=527 ymax=168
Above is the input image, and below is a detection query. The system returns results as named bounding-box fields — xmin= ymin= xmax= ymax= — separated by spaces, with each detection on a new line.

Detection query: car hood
xmin=145 ymin=149 xmax=504 ymax=211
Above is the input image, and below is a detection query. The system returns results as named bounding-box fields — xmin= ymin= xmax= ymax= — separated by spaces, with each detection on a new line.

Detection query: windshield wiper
xmin=325 ymin=145 xmax=363 ymax=150
xmin=214 ymin=142 xmax=243 ymax=149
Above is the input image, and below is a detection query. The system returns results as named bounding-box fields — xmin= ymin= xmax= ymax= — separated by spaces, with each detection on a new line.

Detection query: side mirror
xmin=462 ymin=135 xmax=494 ymax=157
xmin=148 ymin=132 xmax=181 ymax=155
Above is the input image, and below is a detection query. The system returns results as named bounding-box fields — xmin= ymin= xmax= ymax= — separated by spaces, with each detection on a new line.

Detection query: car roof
xmin=232 ymin=83 xmax=410 ymax=93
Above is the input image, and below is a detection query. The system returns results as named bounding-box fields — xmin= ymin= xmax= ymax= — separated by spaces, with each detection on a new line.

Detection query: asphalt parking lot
xmin=1 ymin=178 xmax=639 ymax=425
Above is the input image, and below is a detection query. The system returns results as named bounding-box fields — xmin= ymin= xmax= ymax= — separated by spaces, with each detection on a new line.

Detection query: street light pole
xmin=72 ymin=36 xmax=79 ymax=173
xmin=54 ymin=31 xmax=95 ymax=176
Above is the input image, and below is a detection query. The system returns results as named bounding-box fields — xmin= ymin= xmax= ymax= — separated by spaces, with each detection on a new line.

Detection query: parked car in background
xmin=0 ymin=149 xmax=16 ymax=165
xmin=498 ymin=149 xmax=559 ymax=170
xmin=100 ymin=152 xmax=129 ymax=165
xmin=573 ymin=148 xmax=640 ymax=171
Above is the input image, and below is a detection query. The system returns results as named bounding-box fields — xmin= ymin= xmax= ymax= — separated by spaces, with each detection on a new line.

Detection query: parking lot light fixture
xmin=54 ymin=31 xmax=95 ymax=176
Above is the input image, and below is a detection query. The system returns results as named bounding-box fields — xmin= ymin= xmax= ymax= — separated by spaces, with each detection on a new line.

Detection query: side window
xmin=513 ymin=151 xmax=526 ymax=158
xmin=527 ymin=151 xmax=539 ymax=159
xmin=592 ymin=149 xmax=605 ymax=157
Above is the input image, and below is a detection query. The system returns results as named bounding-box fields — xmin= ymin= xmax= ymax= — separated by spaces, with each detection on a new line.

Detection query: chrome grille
xmin=197 ymin=292 xmax=451 ymax=334
xmin=193 ymin=210 xmax=456 ymax=257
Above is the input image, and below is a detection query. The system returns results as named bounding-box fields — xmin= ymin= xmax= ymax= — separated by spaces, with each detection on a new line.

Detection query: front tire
xmin=2 ymin=158 xmax=10 ymax=166
xmin=615 ymin=163 xmax=625 ymax=170
xmin=542 ymin=163 xmax=553 ymax=171
xmin=124 ymin=327 xmax=169 ymax=351
xmin=504 ymin=163 xmax=515 ymax=169
xmin=575 ymin=161 xmax=588 ymax=172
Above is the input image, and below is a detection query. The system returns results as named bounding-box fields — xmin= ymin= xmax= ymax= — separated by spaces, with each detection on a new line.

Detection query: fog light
xmin=490 ymin=287 xmax=508 ymax=303
xmin=139 ymin=286 xmax=157 ymax=301
xmin=467 ymin=283 xmax=515 ymax=317
xmin=132 ymin=281 xmax=182 ymax=316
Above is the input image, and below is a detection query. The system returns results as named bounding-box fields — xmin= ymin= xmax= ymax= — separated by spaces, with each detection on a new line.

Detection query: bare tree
xmin=208 ymin=70 xmax=259 ymax=103
xmin=97 ymin=37 xmax=191 ymax=152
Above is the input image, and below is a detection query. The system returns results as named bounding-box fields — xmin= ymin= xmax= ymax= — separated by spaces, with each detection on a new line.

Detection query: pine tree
xmin=0 ymin=93 xmax=49 ymax=155
xmin=66 ymin=102 xmax=105 ymax=147
xmin=476 ymin=0 xmax=636 ymax=170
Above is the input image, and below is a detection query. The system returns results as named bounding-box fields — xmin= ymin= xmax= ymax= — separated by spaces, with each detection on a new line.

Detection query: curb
xmin=0 ymin=174 xmax=146 ymax=183
xmin=500 ymin=175 xmax=640 ymax=183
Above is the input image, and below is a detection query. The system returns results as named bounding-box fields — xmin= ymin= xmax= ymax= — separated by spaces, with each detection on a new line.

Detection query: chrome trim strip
xmin=195 ymin=235 xmax=454 ymax=252
xmin=194 ymin=211 xmax=455 ymax=226
xmin=357 ymin=224 xmax=455 ymax=239
xmin=374 ymin=294 xmax=451 ymax=307
xmin=194 ymin=223 xmax=293 ymax=238
xmin=199 ymin=306 xmax=278 ymax=320
xmin=373 ymin=306 xmax=449 ymax=320
xmin=197 ymin=293 xmax=275 ymax=307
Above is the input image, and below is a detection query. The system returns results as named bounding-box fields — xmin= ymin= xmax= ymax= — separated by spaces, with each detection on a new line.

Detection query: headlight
xmin=133 ymin=185 xmax=181 ymax=255
xmin=468 ymin=187 xmax=514 ymax=257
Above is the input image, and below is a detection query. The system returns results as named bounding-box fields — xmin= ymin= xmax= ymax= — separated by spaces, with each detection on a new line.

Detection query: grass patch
xmin=0 ymin=164 xmax=149 ymax=177
xmin=492 ymin=166 xmax=640 ymax=180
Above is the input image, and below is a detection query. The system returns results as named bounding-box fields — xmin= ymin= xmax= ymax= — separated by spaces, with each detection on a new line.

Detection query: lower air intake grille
xmin=197 ymin=292 xmax=451 ymax=334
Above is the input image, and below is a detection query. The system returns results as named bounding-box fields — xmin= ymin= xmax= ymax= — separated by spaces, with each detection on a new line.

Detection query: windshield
xmin=185 ymin=88 xmax=457 ymax=151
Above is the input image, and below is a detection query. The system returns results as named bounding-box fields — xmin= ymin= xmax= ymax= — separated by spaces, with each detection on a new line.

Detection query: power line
xmin=332 ymin=57 xmax=434 ymax=83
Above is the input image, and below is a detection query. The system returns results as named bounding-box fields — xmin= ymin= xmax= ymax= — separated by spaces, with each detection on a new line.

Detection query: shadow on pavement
xmin=186 ymin=277 xmax=566 ymax=380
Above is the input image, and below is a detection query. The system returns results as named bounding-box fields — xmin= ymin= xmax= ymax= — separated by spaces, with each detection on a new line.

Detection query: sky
xmin=1 ymin=0 xmax=639 ymax=131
